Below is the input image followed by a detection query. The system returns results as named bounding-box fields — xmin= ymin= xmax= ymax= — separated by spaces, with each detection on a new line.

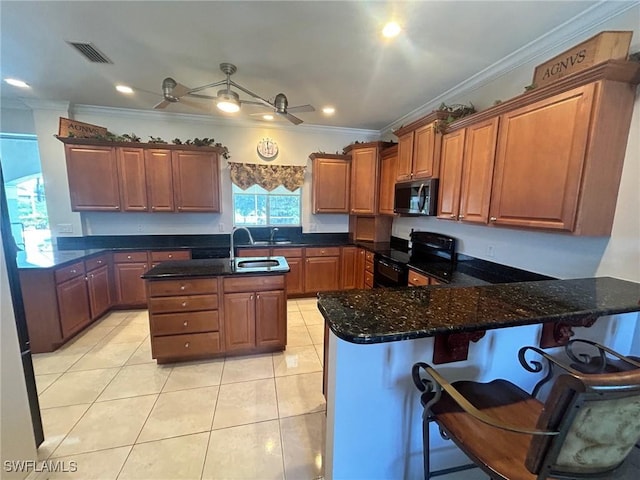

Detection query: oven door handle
xmin=377 ymin=259 xmax=403 ymax=272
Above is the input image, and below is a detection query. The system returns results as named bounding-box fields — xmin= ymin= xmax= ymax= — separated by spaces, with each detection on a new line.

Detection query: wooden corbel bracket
xmin=539 ymin=315 xmax=599 ymax=349
xmin=433 ymin=330 xmax=486 ymax=364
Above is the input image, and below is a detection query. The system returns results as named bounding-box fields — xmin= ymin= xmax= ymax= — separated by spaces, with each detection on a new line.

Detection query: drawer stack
xmin=364 ymin=251 xmax=374 ymax=289
xmin=147 ymin=277 xmax=221 ymax=362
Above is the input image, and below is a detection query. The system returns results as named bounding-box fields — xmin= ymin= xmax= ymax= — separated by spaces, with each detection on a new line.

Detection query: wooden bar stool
xmin=413 ymin=346 xmax=640 ymax=479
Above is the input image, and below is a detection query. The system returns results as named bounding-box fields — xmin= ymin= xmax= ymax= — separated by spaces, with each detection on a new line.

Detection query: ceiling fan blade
xmin=279 ymin=112 xmax=303 ymax=125
xmin=153 ymin=99 xmax=171 ymax=109
xmin=171 ymin=82 xmax=192 ymax=98
xmin=240 ymin=100 xmax=268 ymax=107
xmin=287 ymin=104 xmax=315 ymax=113
xmin=187 ymin=93 xmax=217 ymax=100
xmin=179 ymin=98 xmax=211 ymax=112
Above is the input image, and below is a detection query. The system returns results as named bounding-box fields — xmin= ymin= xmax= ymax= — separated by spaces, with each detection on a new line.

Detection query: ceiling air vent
xmin=66 ymin=42 xmax=113 ymax=64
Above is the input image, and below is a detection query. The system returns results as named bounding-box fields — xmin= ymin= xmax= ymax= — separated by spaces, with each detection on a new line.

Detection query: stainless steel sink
xmin=252 ymin=241 xmax=271 ymax=246
xmin=236 ymin=259 xmax=280 ymax=268
xmin=273 ymin=240 xmax=292 ymax=245
xmin=250 ymin=240 xmax=292 ymax=246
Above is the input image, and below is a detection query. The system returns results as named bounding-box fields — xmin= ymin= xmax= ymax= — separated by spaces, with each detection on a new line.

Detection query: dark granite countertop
xmin=16 ymin=249 xmax=108 ymax=270
xmin=317 ymin=277 xmax=640 ymax=344
xmin=141 ymin=257 xmax=290 ymax=279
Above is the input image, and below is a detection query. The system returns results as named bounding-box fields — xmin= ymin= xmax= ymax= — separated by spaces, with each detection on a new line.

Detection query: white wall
xmin=23 ymin=105 xmax=377 ymax=239
xmin=0 ymin=235 xmax=37 ymax=479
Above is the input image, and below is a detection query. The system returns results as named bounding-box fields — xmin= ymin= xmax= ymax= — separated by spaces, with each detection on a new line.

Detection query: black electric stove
xmin=409 ymin=231 xmax=456 ymax=283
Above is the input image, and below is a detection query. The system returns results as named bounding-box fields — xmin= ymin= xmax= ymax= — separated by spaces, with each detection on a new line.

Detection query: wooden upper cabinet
xmin=310 ymin=154 xmax=351 ymax=213
xmin=489 ymin=84 xmax=595 ymax=232
xmin=379 ymin=145 xmax=398 ymax=215
xmin=395 ymin=113 xmax=446 ymax=182
xmin=64 ymin=145 xmax=121 ymax=211
xmin=396 ymin=132 xmax=414 ymax=182
xmin=438 ymin=117 xmax=498 ymax=223
xmin=437 ymin=130 xmax=466 ymax=221
xmin=459 ymin=117 xmax=499 ymax=224
xmin=145 ymin=149 xmax=174 ymax=212
xmin=349 ymin=146 xmax=379 ymax=214
xmin=172 ymin=150 xmax=220 ymax=212
xmin=117 ymin=147 xmax=147 ymax=211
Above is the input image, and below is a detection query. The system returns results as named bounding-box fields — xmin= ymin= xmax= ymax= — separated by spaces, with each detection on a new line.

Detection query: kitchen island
xmin=142 ymin=256 xmax=290 ymax=363
xmin=318 ymin=277 xmax=640 ymax=479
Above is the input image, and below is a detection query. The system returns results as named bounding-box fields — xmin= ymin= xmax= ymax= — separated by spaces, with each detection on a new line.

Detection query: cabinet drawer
xmin=150 ymin=250 xmax=191 ymax=261
xmin=364 ymin=271 xmax=374 ymax=288
xmin=147 ymin=278 xmax=218 ymax=297
xmin=55 ymin=261 xmax=85 ymax=284
xmin=365 ymin=251 xmax=375 ymax=262
xmin=306 ymin=247 xmax=340 ymax=257
xmin=151 ymin=311 xmax=219 ymax=336
xmin=365 ymin=261 xmax=374 ymax=274
xmin=148 ymin=294 xmax=218 ymax=314
xmin=271 ymin=247 xmax=303 ymax=257
xmin=85 ymin=254 xmax=110 ymax=272
xmin=113 ymin=251 xmax=148 ymax=263
xmin=408 ymin=270 xmax=429 ymax=287
xmin=223 ymin=275 xmax=285 ymax=293
xmin=152 ymin=332 xmax=222 ymax=359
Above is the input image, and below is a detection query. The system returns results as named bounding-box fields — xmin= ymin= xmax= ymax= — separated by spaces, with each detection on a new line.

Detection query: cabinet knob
xmin=256 ymin=294 xmax=260 ymax=299
xmin=178 ymin=207 xmax=182 ymax=210
xmin=168 ymin=254 xmax=173 ymax=258
xmin=114 ymin=206 xmax=119 ymax=209
xmin=181 ymin=301 xmax=187 ymax=307
xmin=321 ymin=250 xmax=325 ymax=254
xmin=127 ymin=255 xmax=132 ymax=260
xmin=151 ymin=206 xmax=156 ymax=210
xmin=70 ymin=269 xmax=77 ymax=273
xmin=180 ymin=285 xmax=186 ymax=291
xmin=449 ymin=214 xmax=456 ymax=219
xmin=490 ymin=217 xmax=497 ymax=222
xmin=458 ymin=214 xmax=465 ymax=219
xmin=183 ymin=321 xmax=188 ymax=327
xmin=97 ymin=260 xmax=102 ymax=265
xmin=184 ymin=342 xmax=190 ymax=348
xmin=250 ymin=295 xmax=254 ymax=300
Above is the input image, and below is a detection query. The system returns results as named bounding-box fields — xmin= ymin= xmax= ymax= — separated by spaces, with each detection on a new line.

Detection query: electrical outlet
xmin=137 ymin=224 xmax=143 ymax=232
xmin=487 ymin=244 xmax=496 ymax=258
xmin=218 ymin=223 xmax=225 ymax=232
xmin=58 ymin=224 xmax=73 ymax=233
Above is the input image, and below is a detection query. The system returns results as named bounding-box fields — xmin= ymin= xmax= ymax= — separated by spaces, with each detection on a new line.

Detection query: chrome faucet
xmin=270 ymin=227 xmax=279 ymax=243
xmin=230 ymin=227 xmax=254 ymax=263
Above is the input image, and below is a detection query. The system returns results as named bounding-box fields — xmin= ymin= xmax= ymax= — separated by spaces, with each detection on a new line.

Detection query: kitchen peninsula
xmin=318 ymin=277 xmax=640 ymax=479
xmin=142 ymin=256 xmax=290 ymax=363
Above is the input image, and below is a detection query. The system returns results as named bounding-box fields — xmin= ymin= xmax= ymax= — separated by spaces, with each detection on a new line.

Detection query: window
xmin=233 ymin=184 xmax=301 ymax=226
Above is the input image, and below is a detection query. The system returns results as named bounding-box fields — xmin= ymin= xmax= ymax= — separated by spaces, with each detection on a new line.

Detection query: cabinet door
xmin=355 ymin=248 xmax=366 ymax=289
xmin=256 ymin=290 xmax=286 ymax=348
xmin=284 ymin=257 xmax=304 ymax=295
xmin=305 ymin=256 xmax=340 ymax=293
xmin=490 ymin=84 xmax=594 ymax=231
xmin=349 ymin=147 xmax=379 ymax=214
xmin=57 ymin=275 xmax=91 ymax=337
xmin=145 ymin=149 xmax=174 ymax=212
xmin=340 ymin=246 xmax=358 ymax=290
xmin=396 ymin=132 xmax=414 ymax=182
xmin=118 ymin=147 xmax=147 ymax=211
xmin=114 ymin=262 xmax=148 ymax=306
xmin=379 ymin=149 xmax=398 ymax=215
xmin=312 ymin=158 xmax=351 ymax=213
xmin=459 ymin=117 xmax=499 ymax=224
xmin=437 ymin=130 xmax=466 ymax=220
xmin=172 ymin=150 xmax=220 ymax=212
xmin=413 ymin=122 xmax=439 ymax=179
xmin=87 ymin=264 xmax=112 ymax=320
xmin=65 ymin=145 xmax=120 ymax=211
xmin=224 ymin=292 xmax=255 ymax=351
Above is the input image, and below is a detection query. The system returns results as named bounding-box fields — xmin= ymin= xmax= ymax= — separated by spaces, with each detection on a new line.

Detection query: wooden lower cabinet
xmin=408 ymin=268 xmax=441 ymax=286
xmin=223 ymin=275 xmax=287 ymax=354
xmin=86 ymin=264 xmax=112 ymax=320
xmin=364 ymin=251 xmax=374 ymax=289
xmin=305 ymin=248 xmax=341 ymax=294
xmin=113 ymin=251 xmax=149 ymax=306
xmin=56 ymin=274 xmax=91 ymax=338
xmin=340 ymin=246 xmax=358 ymax=290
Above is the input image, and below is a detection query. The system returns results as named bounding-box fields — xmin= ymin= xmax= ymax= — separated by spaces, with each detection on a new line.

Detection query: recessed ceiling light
xmin=4 ymin=78 xmax=30 ymax=88
xmin=382 ymin=22 xmax=401 ymax=38
xmin=322 ymin=106 xmax=335 ymax=115
xmin=263 ymin=114 xmax=274 ymax=121
xmin=115 ymin=85 xmax=133 ymax=94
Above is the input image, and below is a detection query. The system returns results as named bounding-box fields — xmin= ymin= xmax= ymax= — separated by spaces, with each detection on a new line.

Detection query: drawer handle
xmin=181 ymin=301 xmax=187 ymax=307
xmin=183 ymin=321 xmax=188 ymax=327
xmin=490 ymin=217 xmax=497 ymax=222
xmin=184 ymin=342 xmax=190 ymax=348
xmin=127 ymin=255 xmax=132 ymax=260
xmin=180 ymin=285 xmax=186 ymax=291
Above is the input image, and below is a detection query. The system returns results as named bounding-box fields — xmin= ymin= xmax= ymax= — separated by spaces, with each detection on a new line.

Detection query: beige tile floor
xmin=32 ymin=298 xmax=325 ymax=480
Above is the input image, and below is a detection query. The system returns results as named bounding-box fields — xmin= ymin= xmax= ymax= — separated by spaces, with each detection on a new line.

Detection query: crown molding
xmin=382 ymin=0 xmax=639 ymax=134
xmin=71 ymin=104 xmax=379 ymax=138
xmin=21 ymin=99 xmax=70 ymax=112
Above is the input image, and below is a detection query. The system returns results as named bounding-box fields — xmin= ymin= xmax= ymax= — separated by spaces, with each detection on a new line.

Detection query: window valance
xmin=228 ymin=162 xmax=306 ymax=192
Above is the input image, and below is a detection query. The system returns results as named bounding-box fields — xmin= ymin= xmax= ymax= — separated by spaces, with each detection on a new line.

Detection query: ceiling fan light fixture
xmin=263 ymin=114 xmax=274 ymax=121
xmin=382 ymin=21 xmax=401 ymax=38
xmin=216 ymin=89 xmax=240 ymax=113
xmin=116 ymin=84 xmax=133 ymax=94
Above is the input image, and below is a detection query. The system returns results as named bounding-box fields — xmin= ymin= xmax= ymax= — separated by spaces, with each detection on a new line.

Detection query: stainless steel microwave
xmin=394 ymin=179 xmax=438 ymax=216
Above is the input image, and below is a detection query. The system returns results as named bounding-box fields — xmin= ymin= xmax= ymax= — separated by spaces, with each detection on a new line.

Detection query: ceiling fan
xmin=154 ymin=63 xmax=315 ymax=125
